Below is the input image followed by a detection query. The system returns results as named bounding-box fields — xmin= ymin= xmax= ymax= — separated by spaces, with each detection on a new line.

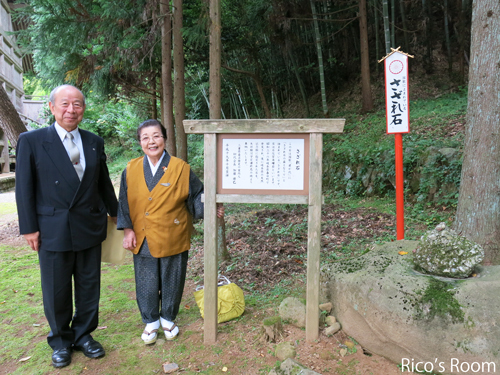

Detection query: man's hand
xmin=24 ymin=232 xmax=40 ymax=252
xmin=123 ymin=228 xmax=137 ymax=251
xmin=110 ymin=216 xmax=117 ymax=225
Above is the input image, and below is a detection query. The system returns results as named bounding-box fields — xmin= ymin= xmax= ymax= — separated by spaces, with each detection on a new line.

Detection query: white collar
xmin=146 ymin=150 xmax=166 ymax=176
xmin=54 ymin=122 xmax=80 ymax=142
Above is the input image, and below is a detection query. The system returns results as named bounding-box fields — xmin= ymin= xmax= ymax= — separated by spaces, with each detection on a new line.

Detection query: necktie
xmin=65 ymin=132 xmax=84 ymax=180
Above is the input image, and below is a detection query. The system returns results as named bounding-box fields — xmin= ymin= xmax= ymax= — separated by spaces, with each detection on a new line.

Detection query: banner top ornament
xmin=378 ymin=46 xmax=414 ymax=64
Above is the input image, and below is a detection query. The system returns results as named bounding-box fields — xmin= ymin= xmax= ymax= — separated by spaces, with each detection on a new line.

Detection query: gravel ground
xmin=0 ymin=191 xmax=15 ymax=204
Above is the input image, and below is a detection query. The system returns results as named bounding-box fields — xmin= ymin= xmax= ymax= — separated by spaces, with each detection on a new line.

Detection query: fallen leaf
xmin=184 ymin=305 xmax=191 ymax=310
xmin=97 ymin=326 xmax=107 ymax=330
xmin=19 ymin=356 xmax=31 ymax=362
xmin=398 ymin=251 xmax=408 ymax=255
xmin=344 ymin=340 xmax=355 ymax=349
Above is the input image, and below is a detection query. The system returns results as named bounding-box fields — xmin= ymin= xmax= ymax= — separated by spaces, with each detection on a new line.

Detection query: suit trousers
xmin=38 ymin=245 xmax=101 ymax=350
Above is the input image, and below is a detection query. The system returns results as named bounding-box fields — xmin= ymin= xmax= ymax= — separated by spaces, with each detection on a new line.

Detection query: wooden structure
xmin=184 ymin=118 xmax=344 ymax=343
xmin=0 ymin=0 xmax=24 ymax=174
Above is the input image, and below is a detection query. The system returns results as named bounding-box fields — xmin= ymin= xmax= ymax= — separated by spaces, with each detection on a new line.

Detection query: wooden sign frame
xmin=184 ymin=118 xmax=345 ymax=343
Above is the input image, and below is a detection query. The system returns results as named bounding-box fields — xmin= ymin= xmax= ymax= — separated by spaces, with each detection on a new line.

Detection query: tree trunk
xmin=210 ymin=0 xmax=230 ymax=262
xmin=443 ymin=0 xmax=453 ymax=76
xmin=455 ymin=0 xmax=500 ymax=264
xmin=0 ymin=85 xmax=27 ymax=150
xmin=382 ymin=0 xmax=391 ymax=53
xmin=245 ymin=77 xmax=261 ymax=118
xmin=173 ymin=0 xmax=187 ymax=161
xmin=359 ymin=0 xmax=373 ymax=113
xmin=373 ymin=0 xmax=380 ymax=73
xmin=422 ymin=0 xmax=434 ymax=73
xmin=151 ymin=75 xmax=158 ymax=119
xmin=457 ymin=0 xmax=466 ymax=84
xmin=209 ymin=0 xmax=222 ymax=121
xmin=399 ymin=0 xmax=409 ymax=53
xmin=310 ymin=0 xmax=328 ymax=117
xmin=222 ymin=65 xmax=272 ymax=119
xmin=288 ymin=46 xmax=310 ymax=117
xmin=161 ymin=0 xmax=176 ymax=156
xmin=390 ymin=0 xmax=395 ymax=48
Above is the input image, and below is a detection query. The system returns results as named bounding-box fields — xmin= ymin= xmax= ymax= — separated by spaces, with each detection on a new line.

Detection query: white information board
xmin=384 ymin=51 xmax=410 ymax=134
xmin=221 ymin=138 xmax=305 ymax=190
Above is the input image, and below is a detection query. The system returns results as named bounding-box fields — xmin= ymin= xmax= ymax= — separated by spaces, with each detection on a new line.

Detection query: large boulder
xmin=414 ymin=222 xmax=484 ymax=278
xmin=320 ymin=240 xmax=500 ymax=375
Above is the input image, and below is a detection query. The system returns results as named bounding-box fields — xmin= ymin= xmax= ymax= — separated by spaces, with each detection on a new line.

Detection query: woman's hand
xmin=216 ymin=204 xmax=225 ymax=219
xmin=123 ymin=228 xmax=137 ymax=251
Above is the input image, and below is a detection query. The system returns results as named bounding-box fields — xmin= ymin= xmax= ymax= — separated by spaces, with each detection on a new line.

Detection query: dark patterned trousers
xmin=133 ymin=245 xmax=188 ymax=323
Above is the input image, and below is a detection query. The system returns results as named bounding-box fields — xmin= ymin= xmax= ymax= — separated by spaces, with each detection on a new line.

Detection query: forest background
xmin=13 ymin=0 xmax=472 ymax=212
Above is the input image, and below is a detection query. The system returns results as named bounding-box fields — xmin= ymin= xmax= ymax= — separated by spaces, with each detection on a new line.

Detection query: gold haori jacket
xmin=126 ymin=156 xmax=192 ymax=258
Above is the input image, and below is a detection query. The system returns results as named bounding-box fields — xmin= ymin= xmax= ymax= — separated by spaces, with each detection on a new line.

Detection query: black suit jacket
xmin=15 ymin=124 xmax=118 ymax=252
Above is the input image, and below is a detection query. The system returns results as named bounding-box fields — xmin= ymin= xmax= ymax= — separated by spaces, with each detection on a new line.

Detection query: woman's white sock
xmin=145 ymin=320 xmax=160 ymax=332
xmin=160 ymin=317 xmax=174 ymax=330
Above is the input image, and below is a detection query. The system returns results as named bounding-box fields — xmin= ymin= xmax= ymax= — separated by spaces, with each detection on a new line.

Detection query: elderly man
xmin=15 ymin=84 xmax=118 ymax=368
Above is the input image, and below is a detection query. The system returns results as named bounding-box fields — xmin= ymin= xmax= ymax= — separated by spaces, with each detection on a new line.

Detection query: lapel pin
xmin=161 ymin=183 xmax=171 ymax=187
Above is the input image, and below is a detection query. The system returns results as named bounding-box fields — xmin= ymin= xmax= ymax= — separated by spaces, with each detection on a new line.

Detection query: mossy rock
xmin=414 ymin=222 xmax=484 ymax=278
xmin=320 ymin=240 xmax=500 ymax=371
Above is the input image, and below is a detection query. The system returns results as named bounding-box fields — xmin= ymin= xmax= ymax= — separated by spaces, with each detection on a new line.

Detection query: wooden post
xmin=184 ymin=119 xmax=344 ymax=343
xmin=203 ymin=133 xmax=218 ymax=343
xmin=306 ymin=133 xmax=322 ymax=342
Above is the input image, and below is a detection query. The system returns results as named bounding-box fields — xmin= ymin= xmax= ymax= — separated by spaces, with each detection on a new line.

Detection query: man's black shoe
xmin=52 ymin=347 xmax=72 ymax=368
xmin=74 ymin=339 xmax=105 ymax=358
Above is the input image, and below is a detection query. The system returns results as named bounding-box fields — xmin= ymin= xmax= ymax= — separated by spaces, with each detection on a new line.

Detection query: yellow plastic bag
xmin=194 ymin=276 xmax=245 ymax=323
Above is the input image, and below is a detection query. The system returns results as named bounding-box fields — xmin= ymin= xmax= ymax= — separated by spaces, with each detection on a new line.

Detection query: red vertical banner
xmin=384 ymin=51 xmax=410 ymax=240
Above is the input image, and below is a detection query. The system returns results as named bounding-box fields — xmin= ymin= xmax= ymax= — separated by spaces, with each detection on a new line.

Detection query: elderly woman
xmin=117 ymin=119 xmax=221 ymax=344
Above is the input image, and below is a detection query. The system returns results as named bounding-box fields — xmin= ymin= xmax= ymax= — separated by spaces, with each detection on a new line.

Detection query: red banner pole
xmin=395 ymin=133 xmax=404 ymax=240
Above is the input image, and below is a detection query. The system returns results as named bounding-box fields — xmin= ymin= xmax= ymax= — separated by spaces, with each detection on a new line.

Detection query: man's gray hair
xmin=49 ymin=85 xmax=86 ymax=105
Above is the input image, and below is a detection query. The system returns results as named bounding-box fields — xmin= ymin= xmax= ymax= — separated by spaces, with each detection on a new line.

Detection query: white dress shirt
xmin=54 ymin=122 xmax=86 ymax=171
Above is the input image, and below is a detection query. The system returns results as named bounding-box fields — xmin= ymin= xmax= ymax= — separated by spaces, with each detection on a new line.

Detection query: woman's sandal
xmin=162 ymin=323 xmax=179 ymax=341
xmin=141 ymin=329 xmax=158 ymax=345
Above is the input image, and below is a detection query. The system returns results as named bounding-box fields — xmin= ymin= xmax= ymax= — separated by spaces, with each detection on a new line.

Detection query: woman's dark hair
xmin=136 ymin=119 xmax=167 ymax=141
